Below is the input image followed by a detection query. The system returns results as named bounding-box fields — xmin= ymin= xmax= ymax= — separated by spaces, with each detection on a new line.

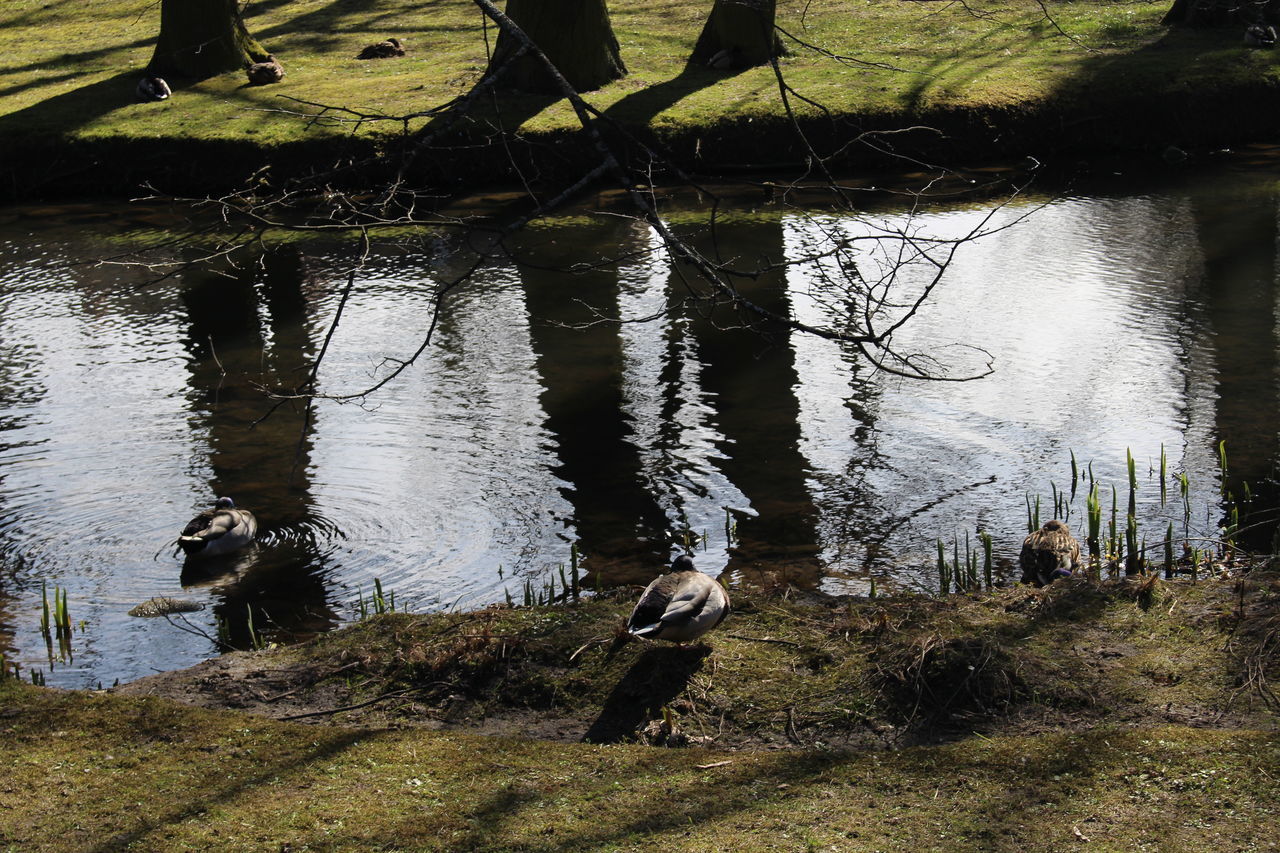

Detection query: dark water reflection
xmin=1 ymin=161 xmax=1279 ymax=686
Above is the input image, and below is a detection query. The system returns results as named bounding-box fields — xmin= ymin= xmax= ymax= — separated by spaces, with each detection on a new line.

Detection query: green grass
xmin=2 ymin=0 xmax=1276 ymax=149
xmin=0 ymin=682 xmax=1276 ymax=850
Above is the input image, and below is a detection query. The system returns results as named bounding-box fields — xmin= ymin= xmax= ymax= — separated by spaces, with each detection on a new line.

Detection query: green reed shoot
xmin=1108 ymin=485 xmax=1119 ymax=573
xmin=504 ymin=587 xmax=514 ymax=608
xmin=1070 ymin=450 xmax=1080 ymax=500
xmin=1178 ymin=470 xmax=1191 ymax=529
xmin=1160 ymin=445 xmax=1168 ymax=507
xmin=40 ymin=580 xmax=50 ymax=638
xmin=1125 ymin=514 xmax=1140 ymax=574
xmin=1224 ymin=504 xmax=1240 ymax=560
xmin=954 ymin=537 xmax=961 ymax=591
xmin=936 ymin=539 xmax=948 ymax=595
xmin=1086 ymin=483 xmax=1102 ymax=561
xmin=1163 ymin=522 xmax=1174 ymax=578
xmin=246 ymin=605 xmax=263 ymax=651
xmin=373 ymin=578 xmax=391 ymax=615
xmin=1127 ymin=448 xmax=1138 ymax=518
xmin=30 ymin=668 xmax=45 ymax=686
xmin=1191 ymin=548 xmax=1201 ymax=581
xmin=55 ymin=587 xmax=70 ymax=636
xmin=980 ymin=530 xmax=993 ymax=589
xmin=724 ymin=508 xmax=738 ymax=547
xmin=523 ymin=579 xmax=533 ymax=607
xmin=868 ymin=576 xmax=877 ymax=599
xmin=962 ymin=533 xmax=971 ymax=590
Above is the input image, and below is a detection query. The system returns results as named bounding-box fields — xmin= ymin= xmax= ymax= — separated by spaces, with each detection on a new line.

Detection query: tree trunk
xmin=1163 ymin=0 xmax=1278 ymax=26
xmin=689 ymin=0 xmax=786 ymax=70
xmin=149 ymin=0 xmax=269 ymax=79
xmin=489 ymin=0 xmax=627 ymax=94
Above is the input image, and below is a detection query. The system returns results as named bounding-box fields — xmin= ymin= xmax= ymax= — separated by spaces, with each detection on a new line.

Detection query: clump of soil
xmin=116 ymin=573 xmax=1280 ymax=749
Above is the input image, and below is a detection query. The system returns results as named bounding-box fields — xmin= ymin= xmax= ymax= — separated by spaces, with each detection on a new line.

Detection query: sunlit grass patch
xmin=1 ymin=0 xmax=1275 ymax=151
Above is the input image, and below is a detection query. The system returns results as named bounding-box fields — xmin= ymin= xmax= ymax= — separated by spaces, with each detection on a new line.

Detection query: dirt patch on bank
xmin=115 ymin=574 xmax=1280 ymax=750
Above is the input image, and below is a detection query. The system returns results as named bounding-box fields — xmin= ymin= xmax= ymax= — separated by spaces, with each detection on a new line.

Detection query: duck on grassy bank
xmin=246 ymin=56 xmax=284 ymax=86
xmin=627 ymin=555 xmax=730 ymax=644
xmin=135 ymin=74 xmax=171 ymax=102
xmin=357 ymin=38 xmax=405 ymax=59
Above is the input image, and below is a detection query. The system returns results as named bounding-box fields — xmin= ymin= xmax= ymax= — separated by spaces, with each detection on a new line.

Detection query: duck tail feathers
xmin=628 ymin=622 xmax=663 ymax=639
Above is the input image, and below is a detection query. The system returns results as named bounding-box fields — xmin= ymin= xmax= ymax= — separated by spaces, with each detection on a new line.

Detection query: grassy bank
xmin=1 ymin=685 xmax=1275 ymax=850
xmin=2 ymin=573 xmax=1278 ymax=849
xmin=3 ymin=0 xmax=1280 ymax=199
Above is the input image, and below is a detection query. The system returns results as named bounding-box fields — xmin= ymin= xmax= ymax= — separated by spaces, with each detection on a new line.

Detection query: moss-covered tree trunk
xmin=689 ymin=0 xmax=785 ymax=70
xmin=1163 ymin=0 xmax=1280 ymax=26
xmin=148 ymin=0 xmax=269 ymax=79
xmin=489 ymin=0 xmax=626 ymax=93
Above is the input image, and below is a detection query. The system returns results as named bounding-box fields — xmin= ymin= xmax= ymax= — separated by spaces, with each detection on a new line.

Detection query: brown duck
xmin=1019 ymin=519 xmax=1080 ymax=586
xmin=357 ymin=37 xmax=405 ymax=59
xmin=246 ymin=55 xmax=284 ymax=86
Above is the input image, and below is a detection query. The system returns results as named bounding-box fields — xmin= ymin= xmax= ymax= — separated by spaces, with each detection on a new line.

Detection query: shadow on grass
xmin=0 ymin=71 xmax=176 ymax=139
xmin=582 ymin=644 xmax=712 ymax=744
xmin=602 ymin=62 xmax=746 ymax=129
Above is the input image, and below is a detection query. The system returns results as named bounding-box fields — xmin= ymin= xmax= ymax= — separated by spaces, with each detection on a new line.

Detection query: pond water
xmin=3 ymin=155 xmax=1280 ymax=687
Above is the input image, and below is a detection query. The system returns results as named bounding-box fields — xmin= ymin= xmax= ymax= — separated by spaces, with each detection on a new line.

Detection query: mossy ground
xmin=3 ymin=573 xmax=1279 ymax=850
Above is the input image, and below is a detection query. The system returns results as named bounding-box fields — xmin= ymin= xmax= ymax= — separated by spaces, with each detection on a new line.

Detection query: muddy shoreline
xmin=112 ymin=575 xmax=1279 ymax=748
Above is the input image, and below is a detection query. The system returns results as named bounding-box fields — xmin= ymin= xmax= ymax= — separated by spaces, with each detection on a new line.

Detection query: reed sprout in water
xmin=39 ymin=582 xmax=74 ymax=663
xmin=935 ymin=445 xmax=1263 ymax=594
xmin=1160 ymin=444 xmax=1168 ymax=507
xmin=936 ymin=532 xmax=993 ymax=595
xmin=1086 ymin=484 xmax=1102 ymax=565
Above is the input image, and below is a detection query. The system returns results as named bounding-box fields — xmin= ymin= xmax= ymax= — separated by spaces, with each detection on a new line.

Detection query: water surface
xmin=1 ymin=160 xmax=1278 ymax=686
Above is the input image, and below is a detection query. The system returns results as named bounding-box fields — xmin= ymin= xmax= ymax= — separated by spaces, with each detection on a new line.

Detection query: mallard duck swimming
xmin=357 ymin=37 xmax=405 ymax=59
xmin=136 ymin=74 xmax=172 ymax=102
xmin=627 ymin=555 xmax=730 ymax=644
xmin=246 ymin=55 xmax=285 ymax=86
xmin=178 ymin=497 xmax=257 ymax=558
xmin=1019 ymin=519 xmax=1080 ymax=586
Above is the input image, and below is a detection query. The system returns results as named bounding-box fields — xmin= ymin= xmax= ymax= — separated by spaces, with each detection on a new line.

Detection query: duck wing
xmin=627 ymin=573 xmax=684 ymax=635
xmin=655 ymin=576 xmax=715 ymax=624
xmin=181 ymin=508 xmax=217 ymax=538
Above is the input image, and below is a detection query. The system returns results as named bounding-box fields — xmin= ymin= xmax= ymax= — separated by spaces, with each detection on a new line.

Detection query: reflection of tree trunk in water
xmin=1193 ymin=192 xmax=1280 ymax=551
xmin=679 ymin=220 xmax=821 ymax=587
xmin=518 ymin=224 xmax=671 ymax=583
xmin=178 ymin=246 xmax=334 ymax=645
